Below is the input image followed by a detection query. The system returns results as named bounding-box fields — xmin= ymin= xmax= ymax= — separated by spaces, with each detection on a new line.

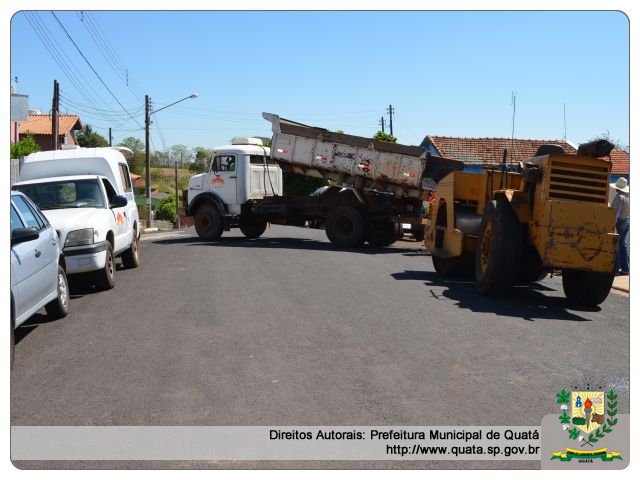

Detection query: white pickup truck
xmin=13 ymin=146 xmax=140 ymax=290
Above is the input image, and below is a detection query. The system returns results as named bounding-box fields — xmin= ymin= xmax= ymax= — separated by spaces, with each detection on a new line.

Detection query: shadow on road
xmin=391 ymin=270 xmax=599 ymax=322
xmin=153 ymin=235 xmax=418 ymax=255
xmin=14 ymin=313 xmax=61 ymax=345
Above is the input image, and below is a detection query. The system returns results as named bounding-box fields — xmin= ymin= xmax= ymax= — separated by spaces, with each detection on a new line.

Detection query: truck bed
xmin=263 ymin=113 xmax=462 ymax=198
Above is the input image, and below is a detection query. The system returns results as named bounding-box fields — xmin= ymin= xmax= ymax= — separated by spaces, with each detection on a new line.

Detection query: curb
xmin=611 ymin=276 xmax=629 ymax=294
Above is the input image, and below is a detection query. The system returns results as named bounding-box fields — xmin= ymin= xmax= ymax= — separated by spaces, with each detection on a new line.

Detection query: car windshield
xmin=15 ymin=179 xmax=106 ymax=210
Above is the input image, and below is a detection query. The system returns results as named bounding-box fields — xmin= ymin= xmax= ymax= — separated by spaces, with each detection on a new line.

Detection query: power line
xmin=51 ymin=11 xmax=144 ymax=130
xmin=24 ymin=12 xmax=119 ymax=120
xmin=77 ymin=11 xmax=146 ymax=99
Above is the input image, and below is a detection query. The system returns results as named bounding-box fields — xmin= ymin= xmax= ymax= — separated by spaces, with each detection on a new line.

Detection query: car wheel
xmin=94 ymin=242 xmax=115 ymax=290
xmin=121 ymin=230 xmax=140 ymax=268
xmin=45 ymin=264 xmax=70 ymax=318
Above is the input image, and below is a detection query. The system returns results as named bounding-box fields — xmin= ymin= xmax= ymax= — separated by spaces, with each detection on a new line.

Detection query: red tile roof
xmin=424 ymin=136 xmax=629 ymax=175
xmin=609 ymin=149 xmax=630 ymax=175
xmin=18 ymin=114 xmax=82 ymax=135
xmin=424 ymin=136 xmax=577 ymax=166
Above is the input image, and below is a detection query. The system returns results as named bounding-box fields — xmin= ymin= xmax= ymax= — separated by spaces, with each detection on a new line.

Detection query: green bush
xmin=11 ymin=134 xmax=40 ymax=159
xmin=155 ymin=195 xmax=176 ymax=222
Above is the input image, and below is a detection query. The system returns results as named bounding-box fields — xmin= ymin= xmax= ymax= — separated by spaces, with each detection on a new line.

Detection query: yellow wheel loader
xmin=424 ymin=141 xmax=619 ymax=306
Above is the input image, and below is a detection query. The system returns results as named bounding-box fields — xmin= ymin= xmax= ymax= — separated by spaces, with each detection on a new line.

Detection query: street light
xmin=145 ymin=93 xmax=198 ymax=228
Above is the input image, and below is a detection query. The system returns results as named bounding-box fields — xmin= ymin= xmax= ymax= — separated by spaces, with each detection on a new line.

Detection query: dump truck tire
xmin=562 ymin=269 xmax=615 ymax=306
xmin=326 ymin=205 xmax=366 ymax=248
xmin=239 ymin=216 xmax=268 ymax=239
xmin=194 ymin=204 xmax=223 ymax=240
xmin=475 ymin=200 xmax=522 ymax=295
xmin=394 ymin=223 xmax=405 ymax=241
xmin=367 ymin=222 xmax=397 ymax=247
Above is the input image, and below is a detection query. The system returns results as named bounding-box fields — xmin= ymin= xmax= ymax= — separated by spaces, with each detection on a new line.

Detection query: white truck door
xmin=210 ymin=154 xmax=238 ymax=208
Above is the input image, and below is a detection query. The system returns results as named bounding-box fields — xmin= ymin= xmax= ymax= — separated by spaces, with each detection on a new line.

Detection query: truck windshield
xmin=14 ymin=179 xmax=106 ymax=210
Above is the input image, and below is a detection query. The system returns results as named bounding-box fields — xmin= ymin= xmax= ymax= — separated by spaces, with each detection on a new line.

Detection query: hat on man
xmin=612 ymin=177 xmax=630 ymax=193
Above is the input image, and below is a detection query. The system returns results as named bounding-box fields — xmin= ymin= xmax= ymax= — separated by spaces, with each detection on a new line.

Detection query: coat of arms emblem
xmin=551 ymin=388 xmax=622 ymax=462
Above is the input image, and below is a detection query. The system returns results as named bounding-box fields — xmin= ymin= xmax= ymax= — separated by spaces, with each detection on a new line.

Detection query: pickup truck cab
xmin=13 ymin=146 xmax=140 ymax=290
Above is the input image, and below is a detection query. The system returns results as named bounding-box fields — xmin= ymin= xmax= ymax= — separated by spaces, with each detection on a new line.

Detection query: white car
xmin=13 ymin=147 xmax=141 ymax=290
xmin=10 ymin=191 xmax=69 ymax=365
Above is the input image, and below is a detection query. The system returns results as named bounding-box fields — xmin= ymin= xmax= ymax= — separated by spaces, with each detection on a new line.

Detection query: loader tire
xmin=325 ymin=205 xmax=366 ymax=248
xmin=562 ymin=269 xmax=615 ymax=306
xmin=475 ymin=200 xmax=522 ymax=295
xmin=432 ymin=254 xmax=473 ymax=277
xmin=194 ymin=204 xmax=223 ymax=241
xmin=239 ymin=216 xmax=268 ymax=239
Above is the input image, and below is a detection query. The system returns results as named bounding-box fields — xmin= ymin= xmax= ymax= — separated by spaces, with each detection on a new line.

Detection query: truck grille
xmin=548 ymin=159 xmax=610 ymax=204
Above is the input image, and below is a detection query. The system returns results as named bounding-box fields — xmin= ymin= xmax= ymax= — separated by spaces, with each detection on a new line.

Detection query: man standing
xmin=611 ymin=177 xmax=630 ymax=275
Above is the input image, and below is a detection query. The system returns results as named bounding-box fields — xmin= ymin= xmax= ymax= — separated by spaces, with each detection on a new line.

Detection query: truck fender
xmin=188 ymin=192 xmax=226 ymax=217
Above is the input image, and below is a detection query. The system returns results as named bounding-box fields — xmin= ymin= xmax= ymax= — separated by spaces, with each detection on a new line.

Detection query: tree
xmin=76 ymin=124 xmax=109 ymax=147
xmin=170 ymin=144 xmax=193 ymax=165
xmin=118 ymin=136 xmax=144 ymax=155
xmin=190 ymin=146 xmax=212 ymax=173
xmin=118 ymin=137 xmax=145 ymax=173
xmin=11 ymin=134 xmax=40 ymax=158
xmin=373 ymin=131 xmax=397 ymax=143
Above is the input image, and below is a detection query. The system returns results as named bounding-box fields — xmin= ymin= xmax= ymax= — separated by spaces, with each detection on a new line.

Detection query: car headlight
xmin=64 ymin=228 xmax=94 ymax=247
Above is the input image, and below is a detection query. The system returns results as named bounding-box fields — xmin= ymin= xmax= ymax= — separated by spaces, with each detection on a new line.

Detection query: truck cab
xmin=185 ymin=137 xmax=282 ymax=239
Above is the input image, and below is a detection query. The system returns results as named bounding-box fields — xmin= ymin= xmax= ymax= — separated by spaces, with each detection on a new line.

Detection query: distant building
xmin=18 ymin=114 xmax=82 ymax=151
xmin=10 ymin=84 xmax=29 ymax=144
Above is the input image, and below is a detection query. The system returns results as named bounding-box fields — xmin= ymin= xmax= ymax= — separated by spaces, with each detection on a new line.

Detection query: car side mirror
xmin=11 ymin=227 xmax=40 ymax=246
xmin=110 ymin=195 xmax=128 ymax=208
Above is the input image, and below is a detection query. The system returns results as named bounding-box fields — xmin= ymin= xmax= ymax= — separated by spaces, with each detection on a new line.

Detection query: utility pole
xmin=379 ymin=116 xmax=386 ymax=133
xmin=144 ymin=92 xmax=198 ymax=229
xmin=175 ymin=160 xmax=180 ymax=229
xmin=145 ymin=95 xmax=152 ymax=228
xmin=108 ymin=127 xmax=112 ymax=146
xmin=387 ymin=104 xmax=394 ymax=137
xmin=51 ymin=80 xmax=59 ymax=150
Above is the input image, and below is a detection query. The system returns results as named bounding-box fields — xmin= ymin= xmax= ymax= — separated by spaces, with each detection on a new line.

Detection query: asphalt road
xmin=11 ymin=225 xmax=630 ymax=469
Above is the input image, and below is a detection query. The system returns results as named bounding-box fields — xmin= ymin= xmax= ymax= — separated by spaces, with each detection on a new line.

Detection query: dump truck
xmin=424 ymin=141 xmax=618 ymax=306
xmin=184 ymin=113 xmax=463 ymax=247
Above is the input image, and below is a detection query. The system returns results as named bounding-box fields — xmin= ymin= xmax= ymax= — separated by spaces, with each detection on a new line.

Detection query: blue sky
xmin=10 ymin=10 xmax=630 ymax=153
